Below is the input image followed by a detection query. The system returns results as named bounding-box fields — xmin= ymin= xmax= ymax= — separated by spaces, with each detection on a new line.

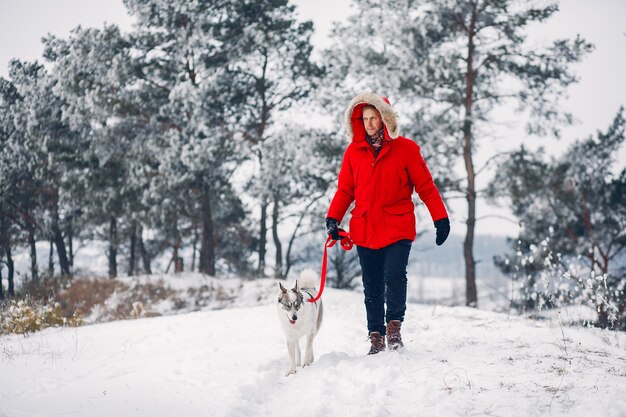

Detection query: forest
xmin=1 ymin=0 xmax=624 ymax=331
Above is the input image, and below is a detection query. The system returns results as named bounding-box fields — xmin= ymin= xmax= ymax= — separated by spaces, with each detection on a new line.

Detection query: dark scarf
xmin=366 ymin=128 xmax=385 ymax=149
xmin=366 ymin=128 xmax=385 ymax=158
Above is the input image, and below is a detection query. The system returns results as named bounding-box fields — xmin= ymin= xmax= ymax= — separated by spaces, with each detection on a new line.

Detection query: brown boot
xmin=367 ymin=331 xmax=386 ymax=355
xmin=386 ymin=320 xmax=404 ymax=350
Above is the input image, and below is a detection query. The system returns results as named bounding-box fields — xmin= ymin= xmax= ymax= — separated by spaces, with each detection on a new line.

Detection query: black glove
xmin=434 ymin=217 xmax=450 ymax=246
xmin=325 ymin=217 xmax=343 ymax=240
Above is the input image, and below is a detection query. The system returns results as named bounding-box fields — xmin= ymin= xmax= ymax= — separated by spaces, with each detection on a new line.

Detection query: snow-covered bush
xmin=491 ymin=109 xmax=626 ymax=330
xmin=0 ymin=297 xmax=83 ymax=335
xmin=496 ymin=235 xmax=626 ymax=330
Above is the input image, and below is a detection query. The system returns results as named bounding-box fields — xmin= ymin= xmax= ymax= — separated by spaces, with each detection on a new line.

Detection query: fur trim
xmin=344 ymin=92 xmax=399 ymax=141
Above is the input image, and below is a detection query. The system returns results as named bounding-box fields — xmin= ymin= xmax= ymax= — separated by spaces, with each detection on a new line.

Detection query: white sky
xmin=1 ymin=0 xmax=625 ymax=237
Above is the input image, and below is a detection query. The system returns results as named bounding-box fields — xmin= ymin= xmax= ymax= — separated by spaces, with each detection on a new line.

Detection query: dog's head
xmin=278 ymin=281 xmax=304 ymax=325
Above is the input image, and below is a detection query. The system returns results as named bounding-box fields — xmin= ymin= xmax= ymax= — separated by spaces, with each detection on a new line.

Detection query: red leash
xmin=307 ymin=230 xmax=353 ymax=303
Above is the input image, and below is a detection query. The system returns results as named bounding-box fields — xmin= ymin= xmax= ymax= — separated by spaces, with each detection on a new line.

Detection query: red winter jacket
xmin=327 ymin=92 xmax=448 ymax=249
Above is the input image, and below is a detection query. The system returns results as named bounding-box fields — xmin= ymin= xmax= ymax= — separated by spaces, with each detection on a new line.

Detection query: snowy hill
xmin=1 ymin=280 xmax=625 ymax=417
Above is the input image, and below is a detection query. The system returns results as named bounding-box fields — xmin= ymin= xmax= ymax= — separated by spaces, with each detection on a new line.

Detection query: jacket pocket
xmin=349 ymin=206 xmax=367 ymax=242
xmin=383 ymin=202 xmax=415 ymax=239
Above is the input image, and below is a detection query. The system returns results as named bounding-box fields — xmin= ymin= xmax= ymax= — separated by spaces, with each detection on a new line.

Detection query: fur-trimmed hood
xmin=344 ymin=92 xmax=399 ymax=143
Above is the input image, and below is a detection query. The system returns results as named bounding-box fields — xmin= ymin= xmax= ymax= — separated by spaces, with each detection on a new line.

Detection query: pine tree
xmin=249 ymin=125 xmax=332 ymax=278
xmin=490 ymin=109 xmax=626 ymax=328
xmin=0 ymin=76 xmax=23 ymax=294
xmin=221 ymin=0 xmax=324 ymax=277
xmin=43 ymin=25 xmax=139 ymax=278
xmin=0 ymin=60 xmax=78 ymax=283
xmin=122 ymin=0 xmax=270 ymax=276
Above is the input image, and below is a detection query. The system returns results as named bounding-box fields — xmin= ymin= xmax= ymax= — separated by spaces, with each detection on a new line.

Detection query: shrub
xmin=0 ymin=297 xmax=83 ymax=335
xmin=496 ymin=236 xmax=626 ymax=330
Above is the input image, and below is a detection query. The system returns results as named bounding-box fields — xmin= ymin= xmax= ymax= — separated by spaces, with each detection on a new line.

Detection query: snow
xmin=1 ymin=278 xmax=625 ymax=417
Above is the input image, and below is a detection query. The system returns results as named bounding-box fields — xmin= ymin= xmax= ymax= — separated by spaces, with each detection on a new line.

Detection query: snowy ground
xmin=1 ymin=279 xmax=625 ymax=417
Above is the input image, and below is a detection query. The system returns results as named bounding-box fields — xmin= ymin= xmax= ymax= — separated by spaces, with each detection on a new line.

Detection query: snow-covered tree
xmin=0 ymin=59 xmax=85 ymax=283
xmin=0 ymin=76 xmax=23 ymax=295
xmin=35 ymin=1 xmax=323 ymax=278
xmin=122 ymin=0 xmax=271 ymax=276
xmin=248 ymin=125 xmax=333 ymax=278
xmin=321 ymin=0 xmax=593 ymax=306
xmin=0 ymin=67 xmax=42 ymax=286
xmin=490 ymin=109 xmax=626 ymax=329
xmin=43 ymin=24 xmax=142 ymax=278
xmin=221 ymin=0 xmax=324 ymax=276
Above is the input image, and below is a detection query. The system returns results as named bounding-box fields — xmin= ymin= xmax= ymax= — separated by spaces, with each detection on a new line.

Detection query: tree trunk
xmin=108 ymin=216 xmax=118 ymax=278
xmin=258 ymin=196 xmax=268 ymax=277
xmin=53 ymin=223 xmax=70 ymax=276
xmin=6 ymin=247 xmax=14 ymax=297
xmin=191 ymin=222 xmax=198 ymax=272
xmin=48 ymin=238 xmax=55 ymax=277
xmin=272 ymin=194 xmax=283 ymax=279
xmin=462 ymin=3 xmax=478 ymax=307
xmin=173 ymin=240 xmax=183 ymax=273
xmin=0 ymin=218 xmax=5 ymax=300
xmin=254 ymin=54 xmax=271 ymax=278
xmin=138 ymin=223 xmax=151 ymax=274
xmin=128 ymin=220 xmax=137 ymax=276
xmin=284 ymin=217 xmax=300 ymax=279
xmin=28 ymin=225 xmax=39 ymax=284
xmin=199 ymin=192 xmax=216 ymax=276
xmin=0 ymin=217 xmax=16 ymax=297
xmin=67 ymin=216 xmax=74 ymax=271
xmin=51 ymin=189 xmax=71 ymax=276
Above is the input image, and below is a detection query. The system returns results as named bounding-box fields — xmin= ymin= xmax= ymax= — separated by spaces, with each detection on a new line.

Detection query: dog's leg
xmin=295 ymin=340 xmax=302 ymax=367
xmin=303 ymin=333 xmax=315 ymax=366
xmin=285 ymin=339 xmax=297 ymax=376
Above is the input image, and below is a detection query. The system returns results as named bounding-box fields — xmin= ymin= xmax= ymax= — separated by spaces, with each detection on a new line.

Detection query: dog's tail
xmin=298 ymin=268 xmax=319 ymax=290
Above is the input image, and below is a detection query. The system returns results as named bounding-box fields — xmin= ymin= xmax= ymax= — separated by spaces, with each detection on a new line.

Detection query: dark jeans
xmin=357 ymin=239 xmax=412 ymax=336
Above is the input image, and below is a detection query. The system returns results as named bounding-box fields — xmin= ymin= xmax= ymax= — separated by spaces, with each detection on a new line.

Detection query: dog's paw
xmin=303 ymin=351 xmax=314 ymax=366
xmin=284 ymin=368 xmax=297 ymax=377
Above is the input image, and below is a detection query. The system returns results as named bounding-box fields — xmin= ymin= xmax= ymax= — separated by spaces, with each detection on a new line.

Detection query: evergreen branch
xmin=475 ymin=151 xmax=511 ymax=177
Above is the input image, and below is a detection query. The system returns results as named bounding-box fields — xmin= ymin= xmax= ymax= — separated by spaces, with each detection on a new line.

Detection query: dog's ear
xmin=279 ymin=282 xmax=287 ymax=293
xmin=292 ymin=280 xmax=299 ymax=292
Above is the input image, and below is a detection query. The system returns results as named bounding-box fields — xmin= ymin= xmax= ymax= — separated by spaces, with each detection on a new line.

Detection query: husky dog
xmin=277 ymin=269 xmax=324 ymax=376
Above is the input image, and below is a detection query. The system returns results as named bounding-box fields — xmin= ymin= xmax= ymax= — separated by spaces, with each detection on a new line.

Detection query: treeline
xmin=0 ymin=0 xmax=336 ymax=290
xmin=0 ymin=0 xmax=624 ymax=329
